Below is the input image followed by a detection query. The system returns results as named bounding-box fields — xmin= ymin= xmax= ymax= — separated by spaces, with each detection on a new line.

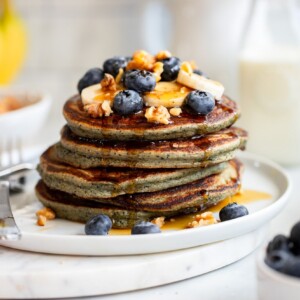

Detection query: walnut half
xmin=84 ymin=100 xmax=113 ymax=118
xmin=145 ymin=106 xmax=171 ymax=125
xmin=101 ymin=74 xmax=117 ymax=92
xmin=126 ymin=50 xmax=156 ymax=71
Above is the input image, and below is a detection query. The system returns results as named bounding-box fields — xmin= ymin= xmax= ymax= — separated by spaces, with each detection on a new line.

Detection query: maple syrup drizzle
xmin=108 ymin=189 xmax=272 ymax=235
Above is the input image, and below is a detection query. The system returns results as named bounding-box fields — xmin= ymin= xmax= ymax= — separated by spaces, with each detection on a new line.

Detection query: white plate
xmin=0 ymin=152 xmax=291 ymax=256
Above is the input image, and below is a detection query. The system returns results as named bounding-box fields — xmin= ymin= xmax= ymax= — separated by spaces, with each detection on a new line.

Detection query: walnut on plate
xmin=187 ymin=211 xmax=217 ymax=228
xmin=36 ymin=207 xmax=56 ymax=226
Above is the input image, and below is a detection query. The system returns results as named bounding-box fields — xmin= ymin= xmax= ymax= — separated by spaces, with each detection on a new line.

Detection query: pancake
xmin=63 ymin=95 xmax=240 ymax=141
xmin=35 ymin=159 xmax=242 ymax=228
xmin=38 ymin=146 xmax=228 ymax=198
xmin=56 ymin=126 xmax=247 ymax=169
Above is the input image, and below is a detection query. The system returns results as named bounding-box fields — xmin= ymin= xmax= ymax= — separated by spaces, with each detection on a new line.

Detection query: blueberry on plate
xmin=123 ymin=69 xmax=156 ymax=93
xmin=159 ymin=57 xmax=181 ymax=81
xmin=219 ymin=202 xmax=249 ymax=222
xmin=77 ymin=68 xmax=104 ymax=94
xmin=103 ymin=56 xmax=128 ymax=77
xmin=131 ymin=221 xmax=161 ymax=235
xmin=113 ymin=90 xmax=143 ymax=115
xmin=185 ymin=90 xmax=215 ymax=115
xmin=267 ymin=234 xmax=291 ymax=255
xmin=85 ymin=214 xmax=112 ymax=235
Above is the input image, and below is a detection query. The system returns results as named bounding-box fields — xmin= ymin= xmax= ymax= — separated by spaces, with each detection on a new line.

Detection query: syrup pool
xmin=109 ymin=189 xmax=272 ymax=235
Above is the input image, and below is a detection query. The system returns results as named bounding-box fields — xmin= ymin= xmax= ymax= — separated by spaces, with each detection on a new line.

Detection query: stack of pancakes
xmin=35 ymin=94 xmax=247 ymax=228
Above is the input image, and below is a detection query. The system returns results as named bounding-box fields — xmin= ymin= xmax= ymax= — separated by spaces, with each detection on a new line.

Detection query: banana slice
xmin=143 ymin=82 xmax=192 ymax=108
xmin=81 ymin=83 xmax=118 ymax=106
xmin=177 ymin=69 xmax=224 ymax=100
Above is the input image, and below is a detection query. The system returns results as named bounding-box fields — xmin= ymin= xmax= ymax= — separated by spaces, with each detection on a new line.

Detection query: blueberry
xmin=159 ymin=57 xmax=181 ymax=81
xmin=265 ymin=250 xmax=300 ymax=278
xmin=185 ymin=90 xmax=215 ymax=115
xmin=267 ymin=235 xmax=291 ymax=255
xmin=219 ymin=202 xmax=249 ymax=222
xmin=84 ymin=214 xmax=112 ymax=235
xmin=284 ymin=258 xmax=300 ymax=277
xmin=103 ymin=56 xmax=128 ymax=77
xmin=131 ymin=221 xmax=161 ymax=235
xmin=193 ymin=69 xmax=208 ymax=78
xmin=113 ymin=90 xmax=143 ymax=115
xmin=290 ymin=221 xmax=300 ymax=253
xmin=265 ymin=250 xmax=292 ymax=272
xmin=77 ymin=68 xmax=104 ymax=94
xmin=123 ymin=69 xmax=156 ymax=93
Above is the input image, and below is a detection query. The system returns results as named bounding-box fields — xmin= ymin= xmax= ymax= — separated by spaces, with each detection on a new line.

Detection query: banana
xmin=0 ymin=0 xmax=27 ymax=85
xmin=81 ymin=83 xmax=122 ymax=106
xmin=177 ymin=65 xmax=224 ymax=100
xmin=143 ymin=82 xmax=192 ymax=108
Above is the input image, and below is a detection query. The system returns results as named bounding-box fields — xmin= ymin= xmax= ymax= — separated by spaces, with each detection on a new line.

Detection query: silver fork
xmin=0 ymin=138 xmax=24 ymax=240
xmin=0 ymin=139 xmax=34 ymax=179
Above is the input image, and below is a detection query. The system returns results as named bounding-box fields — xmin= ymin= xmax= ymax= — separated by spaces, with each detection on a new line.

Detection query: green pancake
xmin=56 ymin=126 xmax=247 ymax=169
xmin=35 ymin=159 xmax=243 ymax=228
xmin=38 ymin=146 xmax=228 ymax=198
xmin=63 ymin=95 xmax=240 ymax=141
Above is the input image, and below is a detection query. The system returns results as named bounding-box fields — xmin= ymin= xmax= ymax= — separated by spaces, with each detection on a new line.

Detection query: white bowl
xmin=0 ymin=90 xmax=51 ymax=140
xmin=257 ymin=248 xmax=300 ymax=300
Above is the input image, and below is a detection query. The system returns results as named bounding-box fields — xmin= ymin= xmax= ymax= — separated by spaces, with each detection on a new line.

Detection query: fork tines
xmin=0 ymin=137 xmax=23 ymax=169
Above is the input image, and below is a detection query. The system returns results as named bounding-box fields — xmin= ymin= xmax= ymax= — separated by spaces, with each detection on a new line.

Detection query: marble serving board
xmin=0 ymin=227 xmax=266 ymax=299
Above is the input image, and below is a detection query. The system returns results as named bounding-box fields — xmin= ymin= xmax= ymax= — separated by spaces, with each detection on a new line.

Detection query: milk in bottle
xmin=239 ymin=0 xmax=300 ymax=164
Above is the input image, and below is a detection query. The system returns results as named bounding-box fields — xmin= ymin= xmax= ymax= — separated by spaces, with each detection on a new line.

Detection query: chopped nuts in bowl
xmin=0 ymin=89 xmax=51 ymax=139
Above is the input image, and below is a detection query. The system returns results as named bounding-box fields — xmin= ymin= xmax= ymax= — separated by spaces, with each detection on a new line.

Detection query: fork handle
xmin=0 ymin=181 xmax=21 ymax=240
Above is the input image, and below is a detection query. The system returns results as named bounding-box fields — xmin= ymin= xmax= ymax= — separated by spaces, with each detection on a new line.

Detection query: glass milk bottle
xmin=239 ymin=0 xmax=300 ymax=165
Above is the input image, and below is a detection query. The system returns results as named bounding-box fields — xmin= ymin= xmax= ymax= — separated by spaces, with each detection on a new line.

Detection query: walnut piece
xmin=151 ymin=217 xmax=165 ymax=228
xmin=155 ymin=50 xmax=172 ymax=61
xmin=169 ymin=107 xmax=182 ymax=117
xmin=37 ymin=215 xmax=47 ymax=226
xmin=187 ymin=211 xmax=217 ymax=228
xmin=84 ymin=100 xmax=113 ymax=118
xmin=36 ymin=207 xmax=56 ymax=220
xmin=101 ymin=73 xmax=117 ymax=92
xmin=0 ymin=96 xmax=24 ymax=114
xmin=145 ymin=105 xmax=170 ymax=125
xmin=126 ymin=50 xmax=155 ymax=71
xmin=36 ymin=207 xmax=56 ymax=226
xmin=153 ymin=62 xmax=164 ymax=82
xmin=181 ymin=61 xmax=193 ymax=75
